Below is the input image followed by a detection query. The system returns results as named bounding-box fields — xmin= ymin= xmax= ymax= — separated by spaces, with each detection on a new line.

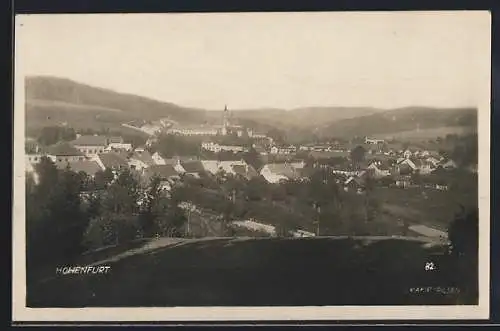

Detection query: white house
xmin=441 ymin=159 xmax=458 ymax=170
xmin=367 ymin=161 xmax=391 ymax=178
xmin=201 ymin=141 xmax=247 ymax=153
xmin=201 ymin=160 xmax=249 ymax=176
xmin=128 ymin=150 xmax=155 ymax=171
xmin=365 ymin=137 xmax=385 ymax=144
xmin=140 ymin=123 xmax=162 ymax=135
xmin=168 ymin=125 xmax=220 ymax=136
xmin=47 ymin=143 xmax=86 ymax=164
xmin=152 ymin=152 xmax=166 ymax=165
xmin=403 ymin=149 xmax=413 ymax=159
xmin=269 ymin=145 xmax=297 ymax=155
xmin=290 ymin=160 xmax=306 ymax=169
xmin=105 ymin=142 xmax=132 ymax=152
xmin=70 ymin=135 xmax=108 ymax=157
xmin=260 ymin=163 xmax=299 ymax=183
xmin=25 ymin=153 xmax=44 ymax=165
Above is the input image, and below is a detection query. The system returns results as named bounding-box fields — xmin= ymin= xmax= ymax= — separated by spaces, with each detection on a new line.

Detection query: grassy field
xmin=374 ymin=184 xmax=477 ymax=231
xmin=27 ymin=237 xmax=475 ymax=307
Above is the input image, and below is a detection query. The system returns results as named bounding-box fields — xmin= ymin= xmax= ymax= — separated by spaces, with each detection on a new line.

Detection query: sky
xmin=15 ymin=12 xmax=490 ymax=110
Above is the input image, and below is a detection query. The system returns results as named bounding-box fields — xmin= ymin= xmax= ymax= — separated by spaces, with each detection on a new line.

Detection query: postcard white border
xmin=12 ymin=11 xmax=491 ymax=322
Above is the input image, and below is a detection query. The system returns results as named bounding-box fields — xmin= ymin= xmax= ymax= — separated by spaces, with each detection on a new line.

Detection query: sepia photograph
xmin=13 ymin=11 xmax=490 ymax=322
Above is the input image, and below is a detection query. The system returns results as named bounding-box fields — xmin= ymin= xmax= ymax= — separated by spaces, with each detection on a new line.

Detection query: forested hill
xmin=26 ymin=76 xmax=208 ymax=123
xmin=315 ymin=107 xmax=477 ymax=139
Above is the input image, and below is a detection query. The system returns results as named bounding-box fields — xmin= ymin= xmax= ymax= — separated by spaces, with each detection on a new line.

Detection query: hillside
xmin=316 ymin=107 xmax=477 ymax=139
xmin=27 ymin=236 xmax=474 ymax=307
xmin=25 ymin=76 xmax=209 ymax=129
xmin=229 ymin=106 xmax=384 ymax=130
xmin=24 ymin=76 xmax=479 ymax=140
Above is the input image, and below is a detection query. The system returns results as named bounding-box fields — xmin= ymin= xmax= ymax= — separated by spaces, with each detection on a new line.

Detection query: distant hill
xmin=228 ymin=106 xmax=384 ymax=130
xmin=25 ymin=76 xmax=210 ymax=131
xmin=316 ymin=107 xmax=478 ymax=139
xmin=24 ymin=76 xmax=478 ymax=140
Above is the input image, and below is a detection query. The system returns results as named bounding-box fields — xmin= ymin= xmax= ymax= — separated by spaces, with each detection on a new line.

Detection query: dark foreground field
xmin=27 ymin=237 xmax=477 ymax=307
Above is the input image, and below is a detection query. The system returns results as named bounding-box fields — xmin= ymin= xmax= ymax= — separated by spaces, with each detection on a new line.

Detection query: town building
xmin=57 ymin=160 xmax=102 ymax=177
xmin=178 ymin=160 xmax=206 ymax=178
xmin=46 ymin=143 xmax=86 ymax=164
xmin=344 ymin=176 xmax=365 ymax=193
xmin=270 ymin=145 xmax=297 ymax=155
xmin=201 ymin=160 xmax=258 ymax=180
xmin=366 ymin=160 xmax=391 ymax=178
xmin=365 ymin=137 xmax=385 ymax=145
xmin=128 ymin=150 xmax=155 ymax=171
xmin=95 ymin=152 xmax=129 ymax=172
xmin=201 ymin=141 xmax=248 ymax=153
xmin=260 ymin=163 xmax=300 ymax=183
xmin=70 ymin=135 xmax=108 ymax=157
xmin=141 ymin=164 xmax=181 ymax=191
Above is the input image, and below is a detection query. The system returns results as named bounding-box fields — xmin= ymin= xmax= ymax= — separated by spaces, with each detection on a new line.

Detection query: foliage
xmin=266 ymin=128 xmax=286 ymax=145
xmin=101 ymin=169 xmax=139 ymax=214
xmin=138 ymin=176 xmax=187 ymax=237
xmin=26 ymin=159 xmax=89 ymax=269
xmin=151 ymin=133 xmax=201 ymax=158
xmin=350 ymin=145 xmax=366 ymax=167
xmin=92 ymin=168 xmax=115 ymax=190
xmin=448 ymin=207 xmax=478 ymax=259
xmin=83 ymin=213 xmax=142 ymax=249
xmin=447 ymin=206 xmax=479 ymax=301
xmin=37 ymin=126 xmax=76 ymax=146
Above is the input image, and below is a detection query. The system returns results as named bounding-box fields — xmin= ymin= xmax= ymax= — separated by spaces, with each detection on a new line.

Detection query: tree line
xmin=26 ymin=157 xmax=187 ymax=274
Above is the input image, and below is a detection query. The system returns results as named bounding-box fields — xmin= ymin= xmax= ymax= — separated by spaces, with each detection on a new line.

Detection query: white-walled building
xmin=201 ymin=141 xmax=248 ymax=153
xmin=70 ymin=135 xmax=108 ymax=157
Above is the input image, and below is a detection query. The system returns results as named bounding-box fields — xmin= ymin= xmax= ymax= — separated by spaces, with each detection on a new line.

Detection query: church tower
xmin=222 ymin=104 xmax=229 ymax=136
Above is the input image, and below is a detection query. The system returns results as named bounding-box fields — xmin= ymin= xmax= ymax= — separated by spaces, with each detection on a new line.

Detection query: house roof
xmin=107 ymin=136 xmax=123 ymax=144
xmin=368 ymin=160 xmax=391 ymax=171
xmin=232 ymin=164 xmax=259 ymax=179
xmin=344 ymin=176 xmax=364 ymax=187
xmin=394 ymin=174 xmax=412 ymax=181
xmin=309 ymin=150 xmax=350 ymax=160
xmin=180 ymin=160 xmax=205 ymax=174
xmin=98 ymin=152 xmax=129 ymax=169
xmin=263 ymin=163 xmax=299 ymax=180
xmin=71 ymin=135 xmax=108 ymax=146
xmin=47 ymin=143 xmax=84 ymax=156
xmin=58 ymin=160 xmax=102 ymax=176
xmin=130 ymin=150 xmax=155 ymax=166
xmin=397 ymin=158 xmax=417 ymax=169
xmin=143 ymin=165 xmax=180 ymax=182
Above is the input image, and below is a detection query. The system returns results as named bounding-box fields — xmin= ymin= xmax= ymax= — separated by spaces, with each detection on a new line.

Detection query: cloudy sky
xmin=16 ymin=12 xmax=490 ymax=110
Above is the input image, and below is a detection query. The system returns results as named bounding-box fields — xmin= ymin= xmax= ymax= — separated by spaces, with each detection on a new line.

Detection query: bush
xmin=83 ymin=213 xmax=143 ymax=250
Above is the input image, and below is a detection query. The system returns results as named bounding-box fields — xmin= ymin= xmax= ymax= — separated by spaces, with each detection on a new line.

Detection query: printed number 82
xmin=425 ymin=262 xmax=436 ymax=271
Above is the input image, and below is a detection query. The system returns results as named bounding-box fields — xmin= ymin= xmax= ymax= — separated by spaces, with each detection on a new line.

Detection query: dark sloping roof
xmin=71 ymin=135 xmax=108 ymax=146
xmin=143 ymin=165 xmax=180 ymax=182
xmin=58 ymin=160 xmax=102 ymax=176
xmin=107 ymin=136 xmax=124 ymax=144
xmin=130 ymin=151 xmax=155 ymax=166
xmin=181 ymin=160 xmax=205 ymax=173
xmin=231 ymin=164 xmax=258 ymax=179
xmin=47 ymin=143 xmax=84 ymax=156
xmin=344 ymin=176 xmax=364 ymax=187
xmin=98 ymin=152 xmax=128 ymax=169
xmin=309 ymin=151 xmax=350 ymax=160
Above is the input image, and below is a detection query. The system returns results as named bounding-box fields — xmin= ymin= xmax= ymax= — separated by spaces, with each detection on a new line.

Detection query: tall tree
xmin=350 ymin=145 xmax=367 ymax=168
xmin=101 ymin=169 xmax=139 ymax=214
